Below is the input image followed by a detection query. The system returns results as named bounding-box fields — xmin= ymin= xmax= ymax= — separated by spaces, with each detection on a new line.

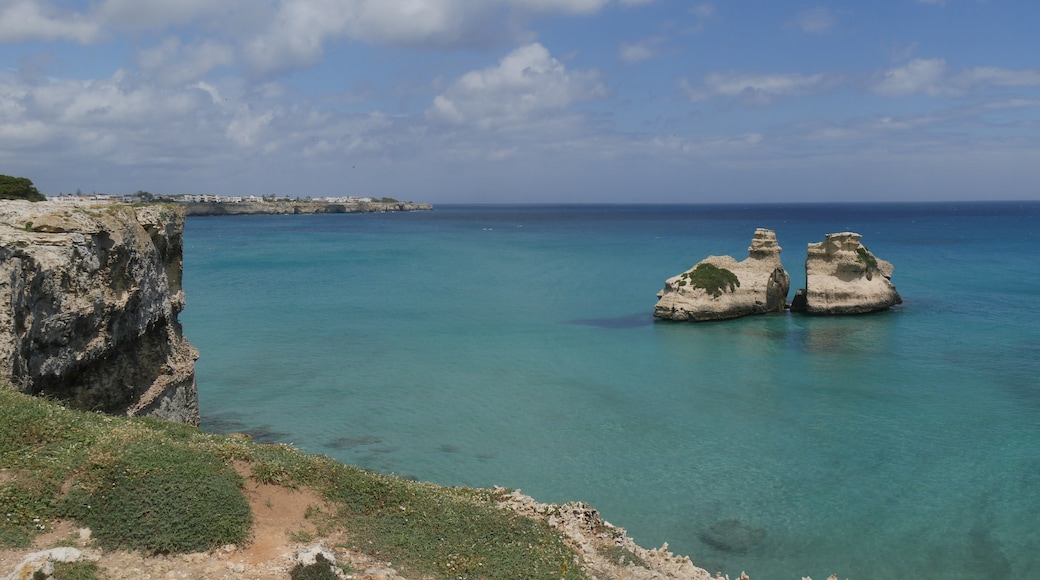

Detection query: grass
xmin=50 ymin=561 xmax=101 ymax=580
xmin=0 ymin=388 xmax=587 ymax=578
xmin=676 ymin=263 xmax=741 ymax=298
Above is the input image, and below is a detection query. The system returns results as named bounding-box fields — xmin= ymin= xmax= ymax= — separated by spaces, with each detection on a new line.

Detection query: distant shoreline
xmin=183 ymin=200 xmax=433 ymax=216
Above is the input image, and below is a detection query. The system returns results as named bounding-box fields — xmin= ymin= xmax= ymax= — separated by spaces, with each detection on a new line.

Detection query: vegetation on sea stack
xmin=676 ymin=263 xmax=741 ymax=298
xmin=0 ymin=174 xmax=45 ymax=201
xmin=856 ymin=246 xmax=878 ymax=270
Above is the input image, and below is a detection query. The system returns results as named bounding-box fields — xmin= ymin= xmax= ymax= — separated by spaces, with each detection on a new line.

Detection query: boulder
xmin=793 ymin=232 xmax=901 ymax=315
xmin=654 ymin=228 xmax=790 ymax=321
xmin=4 ymin=547 xmax=84 ymax=580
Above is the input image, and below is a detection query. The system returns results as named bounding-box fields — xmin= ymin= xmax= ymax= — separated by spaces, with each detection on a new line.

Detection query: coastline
xmin=183 ymin=200 xmax=433 ymax=216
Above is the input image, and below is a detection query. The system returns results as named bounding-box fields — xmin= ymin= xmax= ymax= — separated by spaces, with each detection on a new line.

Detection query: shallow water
xmin=182 ymin=203 xmax=1040 ymax=579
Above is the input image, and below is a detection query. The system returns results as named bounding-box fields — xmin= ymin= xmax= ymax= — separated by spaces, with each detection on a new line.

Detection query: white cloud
xmin=0 ymin=0 xmax=101 ymax=43
xmin=139 ymin=38 xmax=235 ymax=85
xmin=794 ymin=7 xmax=836 ymax=34
xmin=873 ymin=58 xmax=947 ymax=96
xmin=690 ymin=2 xmax=714 ymax=18
xmin=874 ymin=60 xmax=1040 ymax=96
xmin=426 ymin=43 xmax=606 ymax=129
xmin=618 ymin=40 xmax=658 ymax=64
xmin=953 ymin=67 xmax=1040 ymax=90
xmin=96 ymin=0 xmax=237 ymax=29
xmin=509 ymin=0 xmax=609 ymax=14
xmin=245 ymin=0 xmax=503 ymax=75
xmin=682 ymin=71 xmax=831 ymax=105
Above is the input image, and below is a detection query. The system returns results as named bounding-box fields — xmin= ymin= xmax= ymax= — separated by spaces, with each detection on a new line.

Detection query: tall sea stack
xmin=654 ymin=228 xmax=790 ymax=322
xmin=791 ymin=231 xmax=902 ymax=315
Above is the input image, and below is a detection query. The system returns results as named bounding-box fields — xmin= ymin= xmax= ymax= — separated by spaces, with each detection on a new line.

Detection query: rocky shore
xmin=0 ymin=482 xmax=739 ymax=580
xmin=184 ymin=200 xmax=432 ymax=216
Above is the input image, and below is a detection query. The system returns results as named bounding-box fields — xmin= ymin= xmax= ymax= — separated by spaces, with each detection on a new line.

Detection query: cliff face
xmin=654 ymin=228 xmax=790 ymax=321
xmin=0 ymin=201 xmax=199 ymax=424
xmin=794 ymin=232 xmax=902 ymax=315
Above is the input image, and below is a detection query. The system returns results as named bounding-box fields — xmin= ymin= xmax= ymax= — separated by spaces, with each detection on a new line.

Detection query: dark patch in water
xmin=475 ymin=453 xmax=495 ymax=461
xmin=699 ymin=519 xmax=766 ymax=554
xmin=566 ymin=313 xmax=653 ymax=329
xmin=966 ymin=520 xmax=1012 ymax=577
xmin=200 ymin=415 xmax=289 ymax=443
xmin=328 ymin=435 xmax=383 ymax=449
xmin=439 ymin=444 xmax=459 ymax=453
xmin=368 ymin=445 xmax=399 ymax=455
xmin=240 ymin=425 xmax=290 ymax=444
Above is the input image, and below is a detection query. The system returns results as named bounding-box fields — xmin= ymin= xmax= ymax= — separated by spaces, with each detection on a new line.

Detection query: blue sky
xmin=2 ymin=0 xmax=1038 ymax=203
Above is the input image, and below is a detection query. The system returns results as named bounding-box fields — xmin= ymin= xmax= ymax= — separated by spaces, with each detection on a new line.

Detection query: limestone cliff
xmin=654 ymin=228 xmax=790 ymax=322
xmin=184 ymin=200 xmax=433 ymax=216
xmin=0 ymin=201 xmax=199 ymax=424
xmin=792 ymin=232 xmax=902 ymax=315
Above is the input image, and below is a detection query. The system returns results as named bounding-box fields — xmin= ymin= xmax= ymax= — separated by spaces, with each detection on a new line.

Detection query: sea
xmin=180 ymin=202 xmax=1040 ymax=580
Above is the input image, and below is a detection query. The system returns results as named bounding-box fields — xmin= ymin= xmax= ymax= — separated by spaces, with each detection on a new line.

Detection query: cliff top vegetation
xmin=0 ymin=175 xmax=45 ymax=202
xmin=0 ymin=388 xmax=585 ymax=579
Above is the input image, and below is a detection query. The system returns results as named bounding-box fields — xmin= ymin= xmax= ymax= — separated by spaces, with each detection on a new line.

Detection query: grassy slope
xmin=0 ymin=388 xmax=585 ymax=579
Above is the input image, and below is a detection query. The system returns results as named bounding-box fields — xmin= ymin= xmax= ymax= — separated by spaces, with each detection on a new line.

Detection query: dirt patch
xmin=0 ymin=464 xmax=405 ymax=579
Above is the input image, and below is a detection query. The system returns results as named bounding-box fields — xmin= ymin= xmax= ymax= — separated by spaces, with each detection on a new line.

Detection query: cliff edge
xmin=0 ymin=200 xmax=199 ymax=424
xmin=654 ymin=228 xmax=790 ymax=321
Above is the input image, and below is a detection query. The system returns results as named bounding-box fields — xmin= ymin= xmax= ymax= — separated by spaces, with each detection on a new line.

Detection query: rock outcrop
xmin=654 ymin=228 xmax=790 ymax=321
xmin=0 ymin=201 xmax=199 ymax=424
xmin=184 ymin=200 xmax=432 ymax=216
xmin=791 ymin=232 xmax=901 ymax=315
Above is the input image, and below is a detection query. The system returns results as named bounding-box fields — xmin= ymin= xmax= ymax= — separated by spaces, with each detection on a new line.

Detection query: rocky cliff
xmin=184 ymin=200 xmax=432 ymax=216
xmin=654 ymin=228 xmax=790 ymax=321
xmin=0 ymin=201 xmax=199 ymax=424
xmin=791 ymin=232 xmax=902 ymax=315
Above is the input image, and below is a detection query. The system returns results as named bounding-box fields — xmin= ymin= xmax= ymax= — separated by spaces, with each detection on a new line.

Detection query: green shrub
xmin=290 ymin=554 xmax=339 ymax=580
xmin=676 ymin=263 xmax=740 ymax=298
xmin=327 ymin=472 xmax=582 ymax=579
xmin=1 ymin=390 xmax=586 ymax=577
xmin=0 ymin=482 xmax=54 ymax=547
xmin=856 ymin=246 xmax=878 ymax=270
xmin=0 ymin=174 xmax=45 ymax=201
xmin=63 ymin=442 xmax=251 ymax=554
xmin=50 ymin=561 xmax=101 ymax=580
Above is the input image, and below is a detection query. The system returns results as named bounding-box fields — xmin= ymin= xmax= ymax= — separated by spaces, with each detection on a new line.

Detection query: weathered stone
xmin=5 ymin=547 xmax=83 ymax=580
xmin=796 ymin=232 xmax=901 ymax=315
xmin=0 ymin=200 xmax=199 ymax=424
xmin=654 ymin=228 xmax=790 ymax=321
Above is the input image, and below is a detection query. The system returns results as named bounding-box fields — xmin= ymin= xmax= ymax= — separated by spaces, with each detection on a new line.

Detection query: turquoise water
xmin=182 ymin=203 xmax=1040 ymax=579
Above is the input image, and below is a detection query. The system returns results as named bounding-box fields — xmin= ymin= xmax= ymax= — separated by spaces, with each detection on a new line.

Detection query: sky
xmin=1 ymin=0 xmax=1039 ymax=203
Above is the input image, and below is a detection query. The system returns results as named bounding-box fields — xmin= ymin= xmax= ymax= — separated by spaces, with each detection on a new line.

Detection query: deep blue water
xmin=181 ymin=203 xmax=1040 ymax=579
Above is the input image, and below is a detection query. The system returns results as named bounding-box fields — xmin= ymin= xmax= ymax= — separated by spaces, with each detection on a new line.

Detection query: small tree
xmin=0 ymin=174 xmax=45 ymax=201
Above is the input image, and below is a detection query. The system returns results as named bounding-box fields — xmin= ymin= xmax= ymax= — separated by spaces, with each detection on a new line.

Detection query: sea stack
xmin=654 ymin=228 xmax=790 ymax=321
xmin=0 ymin=200 xmax=200 ymax=424
xmin=791 ymin=232 xmax=902 ymax=315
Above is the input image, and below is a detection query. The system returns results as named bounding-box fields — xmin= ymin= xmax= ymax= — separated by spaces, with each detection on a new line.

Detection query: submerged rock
xmin=794 ymin=232 xmax=902 ymax=315
xmin=654 ymin=228 xmax=790 ymax=322
xmin=0 ymin=200 xmax=200 ymax=424
xmin=699 ymin=519 xmax=766 ymax=554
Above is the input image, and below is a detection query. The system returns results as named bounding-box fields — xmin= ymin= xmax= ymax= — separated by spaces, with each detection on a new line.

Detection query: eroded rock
xmin=0 ymin=200 xmax=199 ymax=424
xmin=654 ymin=228 xmax=790 ymax=322
xmin=795 ymin=232 xmax=902 ymax=315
